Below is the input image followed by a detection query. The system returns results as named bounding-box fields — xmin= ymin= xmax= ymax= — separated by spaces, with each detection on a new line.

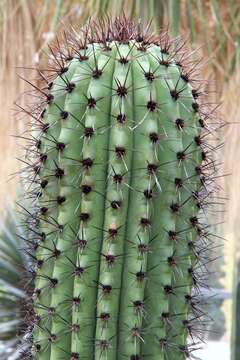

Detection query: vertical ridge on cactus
xmin=17 ymin=16 xmax=222 ymax=360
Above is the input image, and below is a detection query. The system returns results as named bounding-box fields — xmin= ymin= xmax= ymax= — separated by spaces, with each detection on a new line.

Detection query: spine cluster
xmin=19 ymin=17 xmax=222 ymax=360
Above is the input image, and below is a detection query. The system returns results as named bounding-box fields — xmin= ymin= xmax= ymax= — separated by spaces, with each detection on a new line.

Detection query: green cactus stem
xmin=19 ymin=17 xmax=221 ymax=360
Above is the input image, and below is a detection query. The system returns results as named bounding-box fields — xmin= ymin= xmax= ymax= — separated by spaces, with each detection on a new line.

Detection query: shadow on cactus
xmin=0 ymin=203 xmax=31 ymax=359
xmin=16 ymin=16 xmax=224 ymax=359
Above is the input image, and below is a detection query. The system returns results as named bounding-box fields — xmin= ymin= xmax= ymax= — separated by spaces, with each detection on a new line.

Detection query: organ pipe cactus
xmin=19 ymin=17 xmax=221 ymax=360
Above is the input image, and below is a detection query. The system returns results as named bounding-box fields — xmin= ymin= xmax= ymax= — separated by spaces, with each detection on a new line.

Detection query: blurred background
xmin=0 ymin=1 xmax=240 ymax=359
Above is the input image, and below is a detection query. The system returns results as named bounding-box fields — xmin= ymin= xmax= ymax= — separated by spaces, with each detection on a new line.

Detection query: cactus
xmin=19 ymin=17 xmax=221 ymax=360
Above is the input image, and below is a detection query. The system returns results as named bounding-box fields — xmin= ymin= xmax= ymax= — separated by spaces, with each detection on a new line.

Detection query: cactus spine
xmin=20 ymin=17 xmax=219 ymax=360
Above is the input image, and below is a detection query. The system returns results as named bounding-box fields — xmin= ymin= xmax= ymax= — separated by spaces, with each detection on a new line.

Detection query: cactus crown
xmin=18 ymin=16 xmax=222 ymax=360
